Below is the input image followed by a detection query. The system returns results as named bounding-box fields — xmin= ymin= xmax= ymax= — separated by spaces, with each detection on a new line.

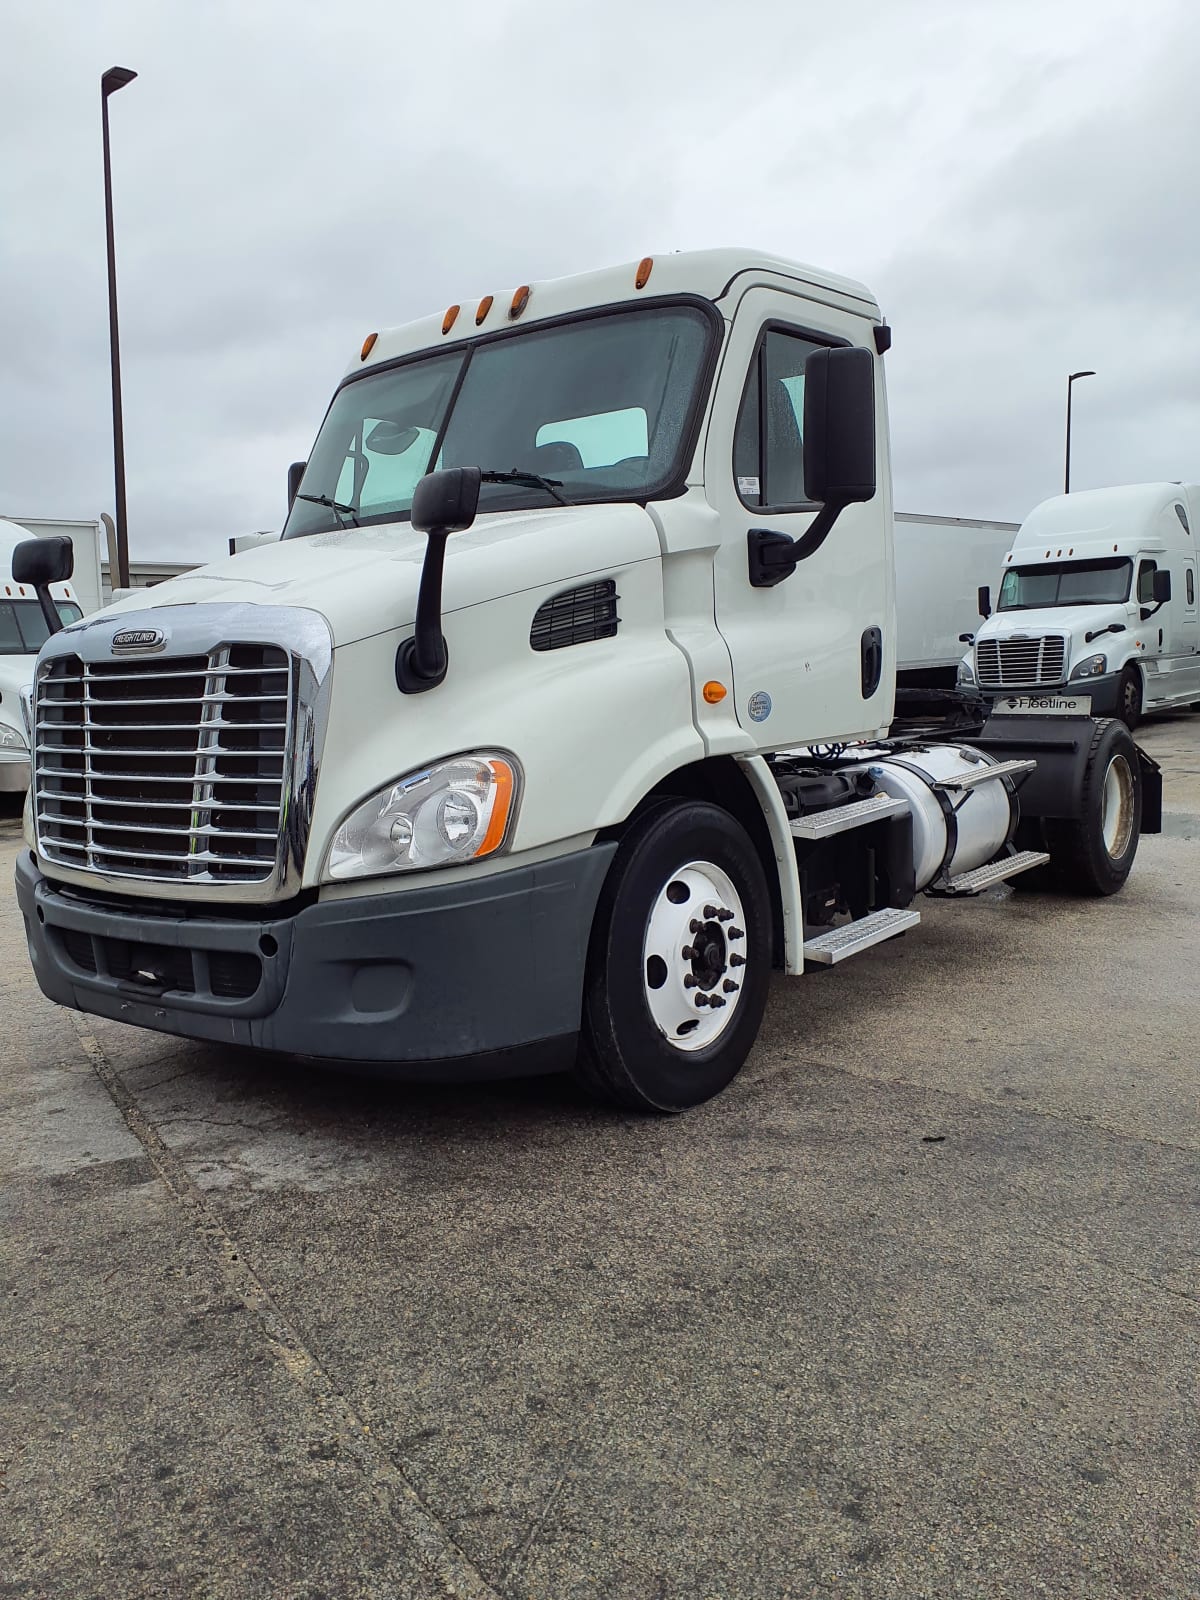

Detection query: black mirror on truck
xmin=12 ymin=536 xmax=74 ymax=637
xmin=748 ymin=345 xmax=877 ymax=588
xmin=396 ymin=466 xmax=483 ymax=694
xmin=1153 ymin=569 xmax=1172 ymax=604
xmin=978 ymin=585 xmax=991 ymax=620
xmin=287 ymin=461 xmax=307 ymax=509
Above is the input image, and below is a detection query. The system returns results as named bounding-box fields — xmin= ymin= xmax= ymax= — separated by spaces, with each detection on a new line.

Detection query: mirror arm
xmin=395 ymin=532 xmax=451 ymax=693
xmin=790 ymin=500 xmax=845 ymax=564
xmin=747 ymin=501 xmax=845 ymax=589
xmin=35 ymin=587 xmax=64 ymax=637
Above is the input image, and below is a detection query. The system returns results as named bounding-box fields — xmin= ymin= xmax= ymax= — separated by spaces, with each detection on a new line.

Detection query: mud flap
xmin=971 ymin=712 xmax=1160 ymax=835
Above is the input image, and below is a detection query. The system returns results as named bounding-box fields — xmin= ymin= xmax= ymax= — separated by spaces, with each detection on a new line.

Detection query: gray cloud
xmin=1 ymin=0 xmax=1196 ymax=562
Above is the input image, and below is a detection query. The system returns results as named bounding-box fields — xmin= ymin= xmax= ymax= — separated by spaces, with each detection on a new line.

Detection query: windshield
xmin=997 ymin=559 xmax=1132 ymax=611
xmin=0 ymin=600 xmax=82 ymax=654
xmin=283 ymin=303 xmax=716 ymax=537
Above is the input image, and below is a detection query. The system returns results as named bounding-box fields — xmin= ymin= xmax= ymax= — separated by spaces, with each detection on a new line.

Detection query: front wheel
xmin=1117 ymin=664 xmax=1143 ymax=729
xmin=575 ymin=800 xmax=772 ymax=1112
xmin=1041 ymin=718 xmax=1141 ymax=895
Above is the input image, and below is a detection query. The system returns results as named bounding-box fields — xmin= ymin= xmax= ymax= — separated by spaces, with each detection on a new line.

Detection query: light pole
xmin=102 ymin=66 xmax=137 ymax=590
xmin=1064 ymin=369 xmax=1095 ymax=495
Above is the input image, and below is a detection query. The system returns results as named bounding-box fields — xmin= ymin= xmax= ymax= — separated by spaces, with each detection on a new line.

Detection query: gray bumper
xmin=15 ymin=843 xmax=617 ymax=1076
xmin=0 ymin=757 xmax=29 ymax=793
xmin=984 ymin=673 xmax=1122 ymax=718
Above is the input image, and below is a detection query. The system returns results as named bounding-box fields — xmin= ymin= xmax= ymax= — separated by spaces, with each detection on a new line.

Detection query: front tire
xmin=1041 ymin=718 xmax=1141 ymax=895
xmin=1117 ymin=664 xmax=1143 ymax=729
xmin=575 ymin=800 xmax=772 ymax=1112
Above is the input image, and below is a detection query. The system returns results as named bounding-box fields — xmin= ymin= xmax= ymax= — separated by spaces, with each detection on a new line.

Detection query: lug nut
xmin=723 ymin=979 xmax=739 ymax=993
xmin=683 ymin=974 xmax=698 ymax=989
xmin=681 ymin=945 xmax=696 ymax=960
xmin=689 ymin=919 xmax=704 ymax=933
xmin=717 ymin=909 xmax=735 ymax=922
xmin=728 ymin=927 xmax=744 ymax=941
xmin=695 ymin=993 xmax=710 ymax=1008
xmin=729 ymin=953 xmax=746 ymax=967
xmin=708 ymin=994 xmax=726 ymax=1009
xmin=703 ymin=904 xmax=718 ymax=918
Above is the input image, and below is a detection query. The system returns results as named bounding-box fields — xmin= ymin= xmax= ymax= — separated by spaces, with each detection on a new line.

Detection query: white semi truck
xmin=14 ymin=250 xmax=1161 ymax=1110
xmin=960 ymin=483 xmax=1200 ymax=729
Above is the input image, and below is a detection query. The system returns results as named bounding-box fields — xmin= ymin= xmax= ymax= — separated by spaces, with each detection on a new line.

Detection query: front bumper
xmin=0 ymin=756 xmax=30 ymax=792
xmin=15 ymin=843 xmax=617 ymax=1076
xmin=982 ymin=672 xmax=1122 ymax=718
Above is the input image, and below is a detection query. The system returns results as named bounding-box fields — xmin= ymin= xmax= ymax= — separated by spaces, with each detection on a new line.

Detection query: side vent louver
xmin=530 ymin=581 xmax=620 ymax=652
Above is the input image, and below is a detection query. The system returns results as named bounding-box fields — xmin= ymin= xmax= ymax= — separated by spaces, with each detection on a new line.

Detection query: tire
xmin=1117 ymin=664 xmax=1143 ymax=730
xmin=1041 ymin=718 xmax=1141 ymax=895
xmin=575 ymin=800 xmax=772 ymax=1112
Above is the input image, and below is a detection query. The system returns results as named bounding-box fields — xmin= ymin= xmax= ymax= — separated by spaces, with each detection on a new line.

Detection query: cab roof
xmin=1010 ymin=483 xmax=1198 ymax=561
xmin=351 ymin=248 xmax=881 ymax=375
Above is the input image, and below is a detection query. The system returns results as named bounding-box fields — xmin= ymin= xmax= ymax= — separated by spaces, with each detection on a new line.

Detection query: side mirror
xmin=1153 ymin=569 xmax=1172 ymax=604
xmin=958 ymin=632 xmax=975 ymax=645
xmin=748 ymin=346 xmax=876 ymax=588
xmin=12 ymin=536 xmax=74 ymax=637
xmin=978 ymin=585 xmax=992 ymax=620
xmin=287 ymin=461 xmax=306 ymax=509
xmin=397 ymin=468 xmax=483 ymax=693
xmin=411 ymin=466 xmax=481 ymax=535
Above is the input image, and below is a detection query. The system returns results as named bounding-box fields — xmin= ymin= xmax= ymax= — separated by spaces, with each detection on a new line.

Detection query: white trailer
xmin=13 ymin=250 xmax=1161 ymax=1110
xmin=895 ymin=513 xmax=1018 ymax=688
xmin=962 ymin=483 xmax=1200 ymax=727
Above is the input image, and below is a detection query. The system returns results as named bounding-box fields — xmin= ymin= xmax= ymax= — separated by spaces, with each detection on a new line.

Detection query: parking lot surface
xmin=2 ymin=717 xmax=1198 ymax=1599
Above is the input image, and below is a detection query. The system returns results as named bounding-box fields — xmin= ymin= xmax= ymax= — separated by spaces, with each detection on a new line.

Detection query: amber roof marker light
xmin=635 ymin=256 xmax=653 ymax=290
xmin=475 ymin=295 xmax=494 ymax=325
xmin=360 ymin=332 xmax=378 ymax=361
xmin=442 ymin=305 xmax=461 ymax=335
xmin=509 ymin=285 xmax=531 ymax=320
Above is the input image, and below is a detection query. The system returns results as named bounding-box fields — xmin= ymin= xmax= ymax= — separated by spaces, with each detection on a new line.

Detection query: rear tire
xmin=575 ymin=800 xmax=771 ymax=1112
xmin=1117 ymin=664 xmax=1142 ymax=729
xmin=1041 ymin=718 xmax=1141 ymax=895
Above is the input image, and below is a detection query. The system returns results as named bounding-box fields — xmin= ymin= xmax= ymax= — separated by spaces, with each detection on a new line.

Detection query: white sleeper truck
xmin=961 ymin=483 xmax=1200 ymax=728
xmin=14 ymin=250 xmax=1161 ymax=1111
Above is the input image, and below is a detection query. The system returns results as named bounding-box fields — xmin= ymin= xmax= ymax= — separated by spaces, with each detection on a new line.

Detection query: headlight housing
xmin=0 ymin=722 xmax=28 ymax=752
xmin=957 ymin=657 xmax=976 ymax=687
xmin=1070 ymin=653 xmax=1107 ymax=680
xmin=325 ymin=751 xmax=520 ymax=882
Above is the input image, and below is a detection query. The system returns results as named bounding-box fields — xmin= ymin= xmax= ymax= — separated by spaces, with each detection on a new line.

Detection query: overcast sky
xmin=2 ymin=0 xmax=1197 ymax=562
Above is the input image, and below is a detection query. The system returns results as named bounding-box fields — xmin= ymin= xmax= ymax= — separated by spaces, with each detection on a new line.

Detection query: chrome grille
xmin=975 ymin=635 xmax=1066 ymax=690
xmin=34 ymin=644 xmax=291 ymax=884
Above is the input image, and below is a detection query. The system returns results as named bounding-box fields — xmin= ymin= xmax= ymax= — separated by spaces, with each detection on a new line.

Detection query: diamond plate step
xmin=790 ymin=792 xmax=908 ymax=840
xmin=942 ymin=849 xmax=1050 ymax=896
xmin=803 ymin=906 xmax=921 ymax=966
xmin=935 ymin=758 xmax=1037 ymax=792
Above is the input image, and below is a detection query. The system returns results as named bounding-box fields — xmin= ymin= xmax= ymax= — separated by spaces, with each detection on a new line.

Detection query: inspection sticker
xmin=994 ymin=694 xmax=1092 ymax=716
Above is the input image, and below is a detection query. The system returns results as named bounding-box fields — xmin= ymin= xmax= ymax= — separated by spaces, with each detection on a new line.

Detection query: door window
xmin=1137 ymin=560 xmax=1158 ymax=605
xmin=1187 ymin=567 xmax=1195 ymax=607
xmin=733 ymin=329 xmax=825 ymax=509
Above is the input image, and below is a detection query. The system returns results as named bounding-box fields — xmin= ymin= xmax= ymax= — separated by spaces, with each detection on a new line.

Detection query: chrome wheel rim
xmin=1101 ymin=754 xmax=1135 ymax=859
xmin=642 ymin=860 xmax=747 ymax=1053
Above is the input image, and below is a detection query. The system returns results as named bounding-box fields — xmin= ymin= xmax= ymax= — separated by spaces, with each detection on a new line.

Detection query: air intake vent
xmin=530 ymin=581 xmax=619 ymax=652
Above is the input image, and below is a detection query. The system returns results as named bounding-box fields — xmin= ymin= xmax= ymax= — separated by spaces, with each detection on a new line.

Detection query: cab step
xmin=934 ymin=758 xmax=1037 ymax=792
xmin=802 ymin=906 xmax=921 ymax=966
xmin=790 ymin=792 xmax=908 ymax=840
xmin=939 ymin=848 xmax=1051 ymax=897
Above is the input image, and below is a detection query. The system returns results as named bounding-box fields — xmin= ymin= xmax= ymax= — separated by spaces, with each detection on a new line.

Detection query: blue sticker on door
xmin=747 ymin=690 xmax=772 ymax=723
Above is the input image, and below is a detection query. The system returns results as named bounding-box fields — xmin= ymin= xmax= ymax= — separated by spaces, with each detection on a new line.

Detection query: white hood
xmin=102 ymin=502 xmax=659 ymax=647
xmin=983 ymin=602 xmax=1128 ymax=639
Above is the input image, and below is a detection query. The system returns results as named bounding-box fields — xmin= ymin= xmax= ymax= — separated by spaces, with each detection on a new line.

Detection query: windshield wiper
xmin=296 ymin=492 xmax=359 ymax=527
xmin=480 ymin=469 xmax=571 ymax=507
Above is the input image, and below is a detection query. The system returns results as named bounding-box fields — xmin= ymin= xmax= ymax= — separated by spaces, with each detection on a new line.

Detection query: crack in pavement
xmin=66 ymin=1013 xmax=507 ymax=1600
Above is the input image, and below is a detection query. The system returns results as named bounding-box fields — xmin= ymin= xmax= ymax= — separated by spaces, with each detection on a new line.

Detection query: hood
xmin=103 ymin=502 xmax=660 ymax=647
xmin=983 ymin=602 xmax=1128 ymax=639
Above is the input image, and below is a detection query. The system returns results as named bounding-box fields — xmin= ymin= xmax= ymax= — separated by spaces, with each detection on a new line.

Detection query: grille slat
xmin=34 ymin=646 xmax=291 ymax=885
xmin=976 ymin=635 xmax=1066 ymax=690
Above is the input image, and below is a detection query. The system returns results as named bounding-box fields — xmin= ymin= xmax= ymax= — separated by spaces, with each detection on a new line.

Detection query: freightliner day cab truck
xmin=14 ymin=250 xmax=1162 ymax=1111
xmin=960 ymin=483 xmax=1200 ymax=729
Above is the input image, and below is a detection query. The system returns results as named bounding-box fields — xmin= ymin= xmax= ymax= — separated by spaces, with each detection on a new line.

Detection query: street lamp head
xmin=102 ymin=66 xmax=137 ymax=96
xmin=1069 ymin=370 xmax=1096 ymax=382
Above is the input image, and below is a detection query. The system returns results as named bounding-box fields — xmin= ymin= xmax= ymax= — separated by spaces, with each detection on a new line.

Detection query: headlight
xmin=957 ymin=658 xmax=975 ymax=687
xmin=0 ymin=723 xmax=28 ymax=752
xmin=325 ymin=751 xmax=520 ymax=882
xmin=1070 ymin=653 xmax=1107 ymax=680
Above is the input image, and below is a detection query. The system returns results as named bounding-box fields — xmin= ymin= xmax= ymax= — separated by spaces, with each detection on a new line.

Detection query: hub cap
xmin=642 ymin=860 xmax=748 ymax=1053
xmin=1101 ymin=753 xmax=1135 ymax=859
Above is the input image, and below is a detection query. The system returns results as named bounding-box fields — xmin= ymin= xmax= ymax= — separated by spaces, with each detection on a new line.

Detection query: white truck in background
xmin=895 ymin=513 xmax=1018 ymax=689
xmin=0 ymin=519 xmax=90 ymax=794
xmin=961 ymin=483 xmax=1200 ymax=728
xmin=14 ymin=249 xmax=1162 ymax=1111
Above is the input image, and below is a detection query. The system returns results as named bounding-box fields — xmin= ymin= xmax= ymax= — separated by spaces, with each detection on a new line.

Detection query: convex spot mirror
xmin=411 ymin=466 xmax=482 ymax=536
xmin=802 ymin=345 xmax=877 ymax=507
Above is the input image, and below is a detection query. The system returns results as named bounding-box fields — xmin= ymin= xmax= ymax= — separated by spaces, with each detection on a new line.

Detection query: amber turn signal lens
xmin=474 ymin=759 xmax=516 ymax=858
xmin=509 ymin=285 xmax=531 ymax=319
xmin=360 ymin=332 xmax=378 ymax=361
xmin=703 ymin=681 xmax=727 ymax=704
xmin=635 ymin=256 xmax=653 ymax=290
xmin=475 ymin=295 xmax=494 ymax=325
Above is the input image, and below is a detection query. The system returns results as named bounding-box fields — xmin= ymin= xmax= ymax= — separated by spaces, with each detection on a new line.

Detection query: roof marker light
xmin=360 ymin=332 xmax=378 ymax=361
xmin=442 ymin=305 xmax=460 ymax=335
xmin=635 ymin=256 xmax=653 ymax=290
xmin=475 ymin=295 xmax=494 ymax=325
xmin=509 ymin=285 xmax=531 ymax=320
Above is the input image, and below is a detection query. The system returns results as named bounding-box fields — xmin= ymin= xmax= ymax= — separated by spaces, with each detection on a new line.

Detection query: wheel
xmin=1041 ymin=719 xmax=1141 ymax=895
xmin=575 ymin=800 xmax=772 ymax=1112
xmin=1117 ymin=664 xmax=1142 ymax=729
